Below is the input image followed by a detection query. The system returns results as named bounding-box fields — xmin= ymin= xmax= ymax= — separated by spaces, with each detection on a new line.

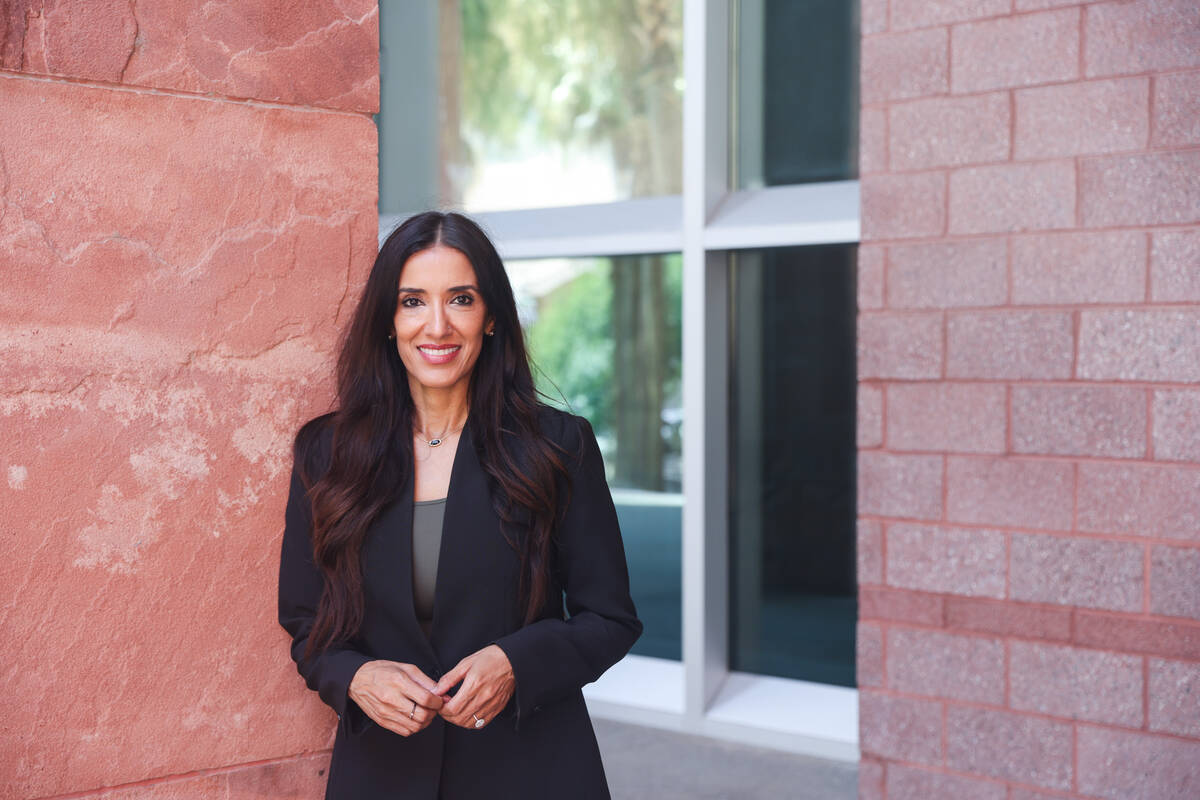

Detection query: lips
xmin=417 ymin=344 xmax=461 ymax=364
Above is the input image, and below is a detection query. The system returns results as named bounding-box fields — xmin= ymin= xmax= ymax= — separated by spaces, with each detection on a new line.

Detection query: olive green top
xmin=412 ymin=497 xmax=446 ymax=639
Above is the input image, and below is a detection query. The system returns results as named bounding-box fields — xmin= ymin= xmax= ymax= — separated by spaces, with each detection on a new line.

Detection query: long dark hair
xmin=296 ymin=211 xmax=567 ymax=657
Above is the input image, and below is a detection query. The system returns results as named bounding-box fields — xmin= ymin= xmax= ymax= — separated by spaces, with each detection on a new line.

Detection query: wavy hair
xmin=295 ymin=211 xmax=568 ymax=657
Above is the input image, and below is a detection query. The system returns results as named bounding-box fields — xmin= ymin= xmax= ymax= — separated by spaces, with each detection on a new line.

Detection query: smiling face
xmin=392 ymin=245 xmax=493 ymax=397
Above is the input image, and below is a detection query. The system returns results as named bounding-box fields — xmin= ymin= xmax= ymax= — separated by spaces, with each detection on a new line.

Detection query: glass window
xmin=728 ymin=244 xmax=857 ymax=686
xmin=508 ymin=253 xmax=683 ymax=660
xmin=733 ymin=0 xmax=859 ymax=188
xmin=379 ymin=0 xmax=683 ymax=215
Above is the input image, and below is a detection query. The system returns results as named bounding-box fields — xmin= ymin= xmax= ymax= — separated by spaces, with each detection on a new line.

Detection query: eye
xmin=400 ymin=296 xmax=422 ymax=308
xmin=450 ymin=293 xmax=474 ymax=306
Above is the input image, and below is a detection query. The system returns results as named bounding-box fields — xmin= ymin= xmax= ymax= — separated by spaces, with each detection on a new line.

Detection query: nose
xmin=427 ymin=302 xmax=450 ymax=337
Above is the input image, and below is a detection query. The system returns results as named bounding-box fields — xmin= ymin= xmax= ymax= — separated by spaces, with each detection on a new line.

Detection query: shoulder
xmin=533 ymin=403 xmax=595 ymax=452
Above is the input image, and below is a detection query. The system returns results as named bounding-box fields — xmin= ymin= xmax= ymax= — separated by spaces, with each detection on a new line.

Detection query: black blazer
xmin=277 ymin=406 xmax=642 ymax=799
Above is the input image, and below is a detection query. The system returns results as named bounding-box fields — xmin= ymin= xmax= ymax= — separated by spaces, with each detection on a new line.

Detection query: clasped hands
xmin=347 ymin=644 xmax=515 ymax=737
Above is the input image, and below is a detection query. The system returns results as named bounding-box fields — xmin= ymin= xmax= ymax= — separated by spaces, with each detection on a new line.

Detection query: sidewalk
xmin=593 ymin=718 xmax=858 ymax=800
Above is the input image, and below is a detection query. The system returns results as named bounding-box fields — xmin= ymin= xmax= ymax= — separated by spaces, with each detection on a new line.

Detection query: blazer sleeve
xmin=492 ymin=415 xmax=643 ymax=725
xmin=277 ymin=446 xmax=375 ymax=735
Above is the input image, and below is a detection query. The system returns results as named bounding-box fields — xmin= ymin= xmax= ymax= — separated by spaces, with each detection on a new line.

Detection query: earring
xmin=485 ymin=330 xmax=494 ymax=337
xmin=387 ymin=332 xmax=395 ymax=340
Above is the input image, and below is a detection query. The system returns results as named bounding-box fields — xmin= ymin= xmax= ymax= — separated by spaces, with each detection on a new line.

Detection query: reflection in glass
xmin=508 ymin=254 xmax=683 ymax=660
xmin=733 ymin=0 xmax=859 ymax=188
xmin=729 ymin=245 xmax=857 ymax=685
xmin=379 ymin=0 xmax=683 ymax=215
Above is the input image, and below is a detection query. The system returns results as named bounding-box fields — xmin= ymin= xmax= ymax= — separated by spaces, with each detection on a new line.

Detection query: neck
xmin=408 ymin=379 xmax=471 ymax=437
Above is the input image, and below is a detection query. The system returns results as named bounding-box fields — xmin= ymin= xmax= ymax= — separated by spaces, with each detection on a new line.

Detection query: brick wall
xmin=857 ymin=1 xmax=1200 ymax=798
xmin=0 ymin=2 xmax=378 ymax=796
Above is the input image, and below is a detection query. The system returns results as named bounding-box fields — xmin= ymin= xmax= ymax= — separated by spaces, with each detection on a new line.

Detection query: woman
xmin=277 ymin=211 xmax=642 ymax=798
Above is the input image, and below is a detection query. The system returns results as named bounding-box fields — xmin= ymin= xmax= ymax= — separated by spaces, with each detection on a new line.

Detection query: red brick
xmin=1009 ymin=641 xmax=1144 ymax=725
xmin=887 ymin=238 xmax=1008 ymax=309
xmin=858 ymin=245 xmax=886 ymax=310
xmin=1011 ymin=385 xmax=1147 ymax=458
xmin=1078 ymin=309 xmax=1200 ymax=383
xmin=892 ymin=0 xmax=1010 ymax=30
xmin=1151 ymin=230 xmax=1200 ymax=302
xmin=860 ymin=587 xmax=946 ymax=626
xmin=861 ymin=28 xmax=950 ymax=104
xmin=944 ymin=596 xmax=1072 ymax=640
xmin=947 ymin=310 xmax=1074 ymax=380
xmin=1081 ymin=151 xmax=1200 ymax=228
xmin=1077 ymin=725 xmax=1200 ymax=800
xmin=1153 ymin=70 xmax=1200 ymax=147
xmin=1014 ymin=77 xmax=1149 ymax=158
xmin=945 ymin=706 xmax=1073 ymax=790
xmin=1149 ymin=657 xmax=1200 ymax=737
xmin=1085 ymin=0 xmax=1200 ymax=78
xmin=949 ymin=161 xmax=1076 ymax=234
xmin=1151 ymin=544 xmax=1200 ymax=621
xmin=859 ymin=451 xmax=944 ymax=519
xmin=887 ymin=523 xmax=1006 ymax=598
xmin=952 ymin=9 xmax=1080 ymax=93
xmin=888 ymin=383 xmax=1006 ymax=454
xmin=860 ymin=106 xmax=888 ymax=174
xmin=1011 ymin=231 xmax=1146 ymax=304
xmin=861 ymin=173 xmax=947 ymax=240
xmin=886 ymin=764 xmax=1006 ymax=800
xmin=859 ymin=691 xmax=944 ymax=765
xmin=1075 ymin=611 xmax=1200 ymax=660
xmin=887 ymin=627 xmax=1005 ymax=703
xmin=947 ymin=456 xmax=1075 ymax=530
xmin=861 ymin=0 xmax=888 ymax=35
xmin=858 ymin=383 xmax=884 ymax=449
xmin=859 ymin=518 xmax=884 ymax=585
xmin=858 ymin=757 xmax=885 ymax=800
xmin=890 ymin=93 xmax=1010 ymax=170
xmin=1078 ymin=462 xmax=1200 ymax=542
xmin=857 ymin=312 xmax=944 ymax=379
xmin=858 ymin=622 xmax=884 ymax=688
xmin=1154 ymin=390 xmax=1200 ymax=463
xmin=1011 ymin=533 xmax=1144 ymax=612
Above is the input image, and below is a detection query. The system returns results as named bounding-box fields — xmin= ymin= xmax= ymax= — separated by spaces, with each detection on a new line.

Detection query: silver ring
xmin=473 ymin=713 xmax=485 ymax=729
xmin=409 ymin=700 xmax=417 ymax=719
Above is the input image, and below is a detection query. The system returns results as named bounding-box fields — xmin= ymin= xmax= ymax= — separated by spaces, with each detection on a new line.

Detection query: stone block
xmin=945 ymin=706 xmax=1073 ymax=790
xmin=1153 ymin=390 xmax=1200 ymax=462
xmin=1077 ymin=725 xmax=1200 ymax=800
xmin=886 ymin=764 xmax=1006 ymax=800
xmin=860 ymin=587 xmax=946 ymax=626
xmin=858 ymin=383 xmax=884 ymax=449
xmin=858 ymin=518 xmax=884 ymax=585
xmin=861 ymin=173 xmax=948 ymax=240
xmin=887 ymin=523 xmax=1006 ymax=598
xmin=861 ymin=27 xmax=950 ymax=104
xmin=858 ymin=451 xmax=944 ymax=519
xmin=946 ymin=456 xmax=1074 ymax=530
xmin=952 ymin=9 xmax=1079 ymax=93
xmin=944 ymin=596 xmax=1072 ymax=641
xmin=1074 ymin=612 xmax=1200 ymax=661
xmin=887 ymin=627 xmax=1004 ymax=703
xmin=887 ymin=237 xmax=1008 ymax=309
xmin=1149 ymin=657 xmax=1200 ymax=738
xmin=1078 ymin=462 xmax=1200 ymax=542
xmin=888 ymin=383 xmax=1006 ymax=454
xmin=947 ymin=310 xmax=1074 ymax=380
xmin=1151 ymin=544 xmax=1200 ymax=621
xmin=1152 ymin=69 xmax=1200 ymax=147
xmin=949 ymin=161 xmax=1076 ymax=234
xmin=1085 ymin=0 xmax=1200 ymax=77
xmin=1014 ymin=77 xmax=1149 ymax=158
xmin=1011 ymin=384 xmax=1147 ymax=458
xmin=1011 ymin=231 xmax=1146 ymax=304
xmin=1079 ymin=309 xmax=1200 ymax=383
xmin=860 ymin=106 xmax=888 ymax=175
xmin=1010 ymin=533 xmax=1144 ymax=612
xmin=889 ymin=93 xmax=1010 ymax=170
xmin=859 ymin=691 xmax=944 ymax=765
xmin=1009 ymin=641 xmax=1144 ymax=726
xmin=857 ymin=622 xmax=884 ymax=688
xmin=858 ymin=245 xmax=886 ymax=310
xmin=858 ymin=312 xmax=944 ymax=379
xmin=1151 ymin=230 xmax=1200 ymax=302
xmin=1081 ymin=151 xmax=1200 ymax=228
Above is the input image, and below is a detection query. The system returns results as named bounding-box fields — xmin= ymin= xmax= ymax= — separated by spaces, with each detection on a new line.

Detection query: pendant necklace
xmin=415 ymin=422 xmax=465 ymax=448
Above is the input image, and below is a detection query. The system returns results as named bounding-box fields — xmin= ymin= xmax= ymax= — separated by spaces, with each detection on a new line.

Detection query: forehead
xmin=398 ymin=245 xmax=478 ymax=288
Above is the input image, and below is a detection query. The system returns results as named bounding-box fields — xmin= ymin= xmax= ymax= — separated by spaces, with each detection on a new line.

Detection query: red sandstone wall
xmin=857 ymin=1 xmax=1200 ymax=798
xmin=0 ymin=3 xmax=379 ymax=797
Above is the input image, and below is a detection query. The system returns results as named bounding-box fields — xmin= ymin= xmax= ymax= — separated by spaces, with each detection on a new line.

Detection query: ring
xmin=409 ymin=700 xmax=417 ymax=719
xmin=473 ymin=713 xmax=485 ymax=729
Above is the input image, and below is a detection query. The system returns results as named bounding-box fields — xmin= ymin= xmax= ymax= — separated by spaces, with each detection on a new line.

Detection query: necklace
xmin=415 ymin=422 xmax=465 ymax=448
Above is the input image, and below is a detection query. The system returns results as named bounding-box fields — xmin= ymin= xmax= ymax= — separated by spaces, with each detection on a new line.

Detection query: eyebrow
xmin=397 ymin=285 xmax=479 ymax=294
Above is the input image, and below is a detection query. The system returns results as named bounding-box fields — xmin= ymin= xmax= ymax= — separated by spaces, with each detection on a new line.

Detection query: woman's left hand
xmin=434 ymin=644 xmax=515 ymax=729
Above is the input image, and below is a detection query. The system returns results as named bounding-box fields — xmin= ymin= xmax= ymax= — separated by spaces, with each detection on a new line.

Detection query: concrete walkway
xmin=593 ymin=719 xmax=858 ymax=800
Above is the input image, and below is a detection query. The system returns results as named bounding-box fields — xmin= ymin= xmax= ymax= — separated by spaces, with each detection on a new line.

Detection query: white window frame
xmin=380 ymin=0 xmax=860 ymax=763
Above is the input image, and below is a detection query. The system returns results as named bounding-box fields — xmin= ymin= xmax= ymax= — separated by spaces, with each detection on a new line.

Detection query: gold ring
xmin=473 ymin=714 xmax=485 ymax=729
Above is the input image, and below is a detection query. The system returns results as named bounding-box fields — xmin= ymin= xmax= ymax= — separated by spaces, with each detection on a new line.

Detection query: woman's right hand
xmin=347 ymin=660 xmax=445 ymax=737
